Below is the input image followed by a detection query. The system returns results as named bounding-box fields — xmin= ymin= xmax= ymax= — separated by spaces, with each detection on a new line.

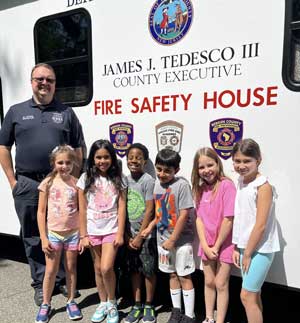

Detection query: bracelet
xmin=79 ymin=234 xmax=88 ymax=239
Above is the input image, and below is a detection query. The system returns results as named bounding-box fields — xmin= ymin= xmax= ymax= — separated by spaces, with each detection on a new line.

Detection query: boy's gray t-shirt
xmin=126 ymin=172 xmax=155 ymax=238
xmin=154 ymin=176 xmax=195 ymax=247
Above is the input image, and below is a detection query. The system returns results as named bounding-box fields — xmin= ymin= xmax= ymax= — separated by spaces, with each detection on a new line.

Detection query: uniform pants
xmin=13 ymin=175 xmax=65 ymax=290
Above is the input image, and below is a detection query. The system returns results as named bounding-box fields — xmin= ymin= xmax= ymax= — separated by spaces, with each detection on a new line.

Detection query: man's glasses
xmin=32 ymin=77 xmax=56 ymax=84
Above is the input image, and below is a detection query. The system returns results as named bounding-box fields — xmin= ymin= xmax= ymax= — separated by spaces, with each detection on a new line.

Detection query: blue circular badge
xmin=149 ymin=0 xmax=193 ymax=45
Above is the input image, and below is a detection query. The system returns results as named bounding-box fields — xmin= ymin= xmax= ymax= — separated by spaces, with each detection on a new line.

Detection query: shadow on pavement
xmin=1 ymin=234 xmax=299 ymax=322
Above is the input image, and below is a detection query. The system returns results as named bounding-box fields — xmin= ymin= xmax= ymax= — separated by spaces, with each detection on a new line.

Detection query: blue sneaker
xmin=124 ymin=305 xmax=143 ymax=323
xmin=106 ymin=303 xmax=119 ymax=323
xmin=66 ymin=300 xmax=82 ymax=320
xmin=142 ymin=305 xmax=156 ymax=323
xmin=91 ymin=303 xmax=107 ymax=323
xmin=35 ymin=304 xmax=51 ymax=323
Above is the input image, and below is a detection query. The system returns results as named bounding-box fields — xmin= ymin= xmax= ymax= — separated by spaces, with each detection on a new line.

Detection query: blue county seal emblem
xmin=109 ymin=122 xmax=134 ymax=158
xmin=149 ymin=0 xmax=193 ymax=45
xmin=209 ymin=118 xmax=243 ymax=160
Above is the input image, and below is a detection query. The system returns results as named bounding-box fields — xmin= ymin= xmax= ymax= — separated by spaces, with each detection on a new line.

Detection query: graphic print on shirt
xmin=49 ymin=187 xmax=62 ymax=217
xmin=49 ymin=186 xmax=77 ymax=217
xmin=127 ymin=188 xmax=145 ymax=222
xmin=90 ymin=181 xmax=117 ymax=220
xmin=65 ymin=187 xmax=77 ymax=215
xmin=155 ymin=187 xmax=176 ymax=234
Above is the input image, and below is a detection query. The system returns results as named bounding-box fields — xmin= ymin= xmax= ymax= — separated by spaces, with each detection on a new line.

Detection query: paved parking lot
xmin=1 ymin=235 xmax=298 ymax=322
xmin=0 ymin=258 xmax=173 ymax=323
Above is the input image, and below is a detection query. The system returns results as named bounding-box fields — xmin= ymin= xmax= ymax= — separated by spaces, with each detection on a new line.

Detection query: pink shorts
xmin=88 ymin=233 xmax=116 ymax=246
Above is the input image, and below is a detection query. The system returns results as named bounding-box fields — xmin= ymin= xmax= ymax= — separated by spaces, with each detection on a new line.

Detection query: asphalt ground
xmin=0 ymin=235 xmax=299 ymax=323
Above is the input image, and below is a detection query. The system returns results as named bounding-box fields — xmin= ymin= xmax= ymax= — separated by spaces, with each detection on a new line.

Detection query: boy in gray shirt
xmin=142 ymin=149 xmax=196 ymax=323
xmin=124 ymin=143 xmax=157 ymax=323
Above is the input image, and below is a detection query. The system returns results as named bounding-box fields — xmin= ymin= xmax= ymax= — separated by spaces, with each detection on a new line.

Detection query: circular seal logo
xmin=217 ymin=128 xmax=235 ymax=146
xmin=149 ymin=0 xmax=193 ymax=45
xmin=115 ymin=131 xmax=128 ymax=147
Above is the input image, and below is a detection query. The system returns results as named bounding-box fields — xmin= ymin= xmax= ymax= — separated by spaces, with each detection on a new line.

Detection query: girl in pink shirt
xmin=191 ymin=147 xmax=236 ymax=323
xmin=36 ymin=145 xmax=82 ymax=322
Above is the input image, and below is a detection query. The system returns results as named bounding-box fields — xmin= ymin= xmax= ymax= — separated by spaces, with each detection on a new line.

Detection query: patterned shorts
xmin=125 ymin=238 xmax=158 ymax=277
xmin=48 ymin=230 xmax=79 ymax=251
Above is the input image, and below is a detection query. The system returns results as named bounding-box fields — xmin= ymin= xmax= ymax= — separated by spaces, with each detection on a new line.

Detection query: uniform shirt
xmin=154 ymin=176 xmax=195 ymax=247
xmin=126 ymin=172 xmax=155 ymax=239
xmin=232 ymin=175 xmax=280 ymax=253
xmin=0 ymin=98 xmax=83 ymax=173
xmin=77 ymin=173 xmax=119 ymax=236
xmin=38 ymin=176 xmax=79 ymax=232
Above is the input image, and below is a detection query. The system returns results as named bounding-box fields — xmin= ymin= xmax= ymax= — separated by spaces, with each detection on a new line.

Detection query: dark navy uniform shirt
xmin=0 ymin=98 xmax=84 ymax=174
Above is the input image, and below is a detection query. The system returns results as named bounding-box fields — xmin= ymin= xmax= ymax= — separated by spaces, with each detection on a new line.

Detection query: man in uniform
xmin=0 ymin=63 xmax=84 ymax=305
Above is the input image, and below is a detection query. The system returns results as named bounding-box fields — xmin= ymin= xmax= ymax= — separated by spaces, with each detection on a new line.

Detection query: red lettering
xmin=253 ymin=87 xmax=265 ymax=106
xmin=94 ymin=100 xmax=101 ymax=115
xmin=130 ymin=94 xmax=191 ymax=113
xmin=94 ymin=99 xmax=122 ymax=115
xmin=237 ymin=88 xmax=251 ymax=107
xmin=140 ymin=97 xmax=152 ymax=113
xmin=266 ymin=86 xmax=278 ymax=105
xmin=170 ymin=94 xmax=179 ymax=111
xmin=203 ymin=86 xmax=278 ymax=110
xmin=131 ymin=98 xmax=139 ymax=113
xmin=161 ymin=95 xmax=170 ymax=112
xmin=203 ymin=91 xmax=217 ymax=109
xmin=218 ymin=90 xmax=235 ymax=108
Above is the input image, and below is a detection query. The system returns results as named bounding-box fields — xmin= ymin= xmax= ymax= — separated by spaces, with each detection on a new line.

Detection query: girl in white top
xmin=232 ymin=139 xmax=280 ymax=323
xmin=77 ymin=139 xmax=126 ymax=323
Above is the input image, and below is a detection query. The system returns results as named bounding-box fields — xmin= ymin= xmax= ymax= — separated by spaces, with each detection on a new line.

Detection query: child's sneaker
xmin=202 ymin=318 xmax=215 ymax=323
xmin=106 ymin=303 xmax=119 ymax=323
xmin=142 ymin=305 xmax=156 ymax=323
xmin=167 ymin=308 xmax=182 ymax=323
xmin=35 ymin=303 xmax=51 ymax=323
xmin=180 ymin=314 xmax=196 ymax=323
xmin=91 ymin=303 xmax=107 ymax=323
xmin=124 ymin=305 xmax=143 ymax=323
xmin=66 ymin=300 xmax=83 ymax=320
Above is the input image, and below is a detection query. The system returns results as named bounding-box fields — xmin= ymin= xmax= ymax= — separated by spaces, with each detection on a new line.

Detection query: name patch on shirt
xmin=52 ymin=113 xmax=63 ymax=124
xmin=22 ymin=115 xmax=34 ymax=120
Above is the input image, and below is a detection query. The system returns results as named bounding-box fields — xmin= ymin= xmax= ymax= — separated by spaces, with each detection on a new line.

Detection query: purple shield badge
xmin=109 ymin=122 xmax=134 ymax=158
xmin=209 ymin=118 xmax=243 ymax=160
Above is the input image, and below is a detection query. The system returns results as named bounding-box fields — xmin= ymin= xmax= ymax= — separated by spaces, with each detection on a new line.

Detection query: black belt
xmin=16 ymin=172 xmax=49 ymax=182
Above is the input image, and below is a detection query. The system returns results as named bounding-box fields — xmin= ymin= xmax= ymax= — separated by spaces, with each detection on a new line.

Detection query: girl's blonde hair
xmin=191 ymin=147 xmax=228 ymax=204
xmin=46 ymin=145 xmax=77 ymax=190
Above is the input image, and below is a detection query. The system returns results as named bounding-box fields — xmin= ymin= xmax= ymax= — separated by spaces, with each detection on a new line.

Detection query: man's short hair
xmin=31 ymin=63 xmax=56 ymax=78
xmin=155 ymin=149 xmax=181 ymax=169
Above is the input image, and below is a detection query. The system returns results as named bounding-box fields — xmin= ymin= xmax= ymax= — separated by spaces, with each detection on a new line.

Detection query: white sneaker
xmin=91 ymin=303 xmax=107 ymax=323
xmin=106 ymin=304 xmax=119 ymax=323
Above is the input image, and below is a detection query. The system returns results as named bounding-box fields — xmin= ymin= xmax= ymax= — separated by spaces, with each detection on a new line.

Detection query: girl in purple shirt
xmin=191 ymin=147 xmax=236 ymax=323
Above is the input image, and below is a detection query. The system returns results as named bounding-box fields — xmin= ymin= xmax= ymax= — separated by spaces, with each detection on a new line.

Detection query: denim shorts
xmin=240 ymin=249 xmax=275 ymax=292
xmin=48 ymin=230 xmax=79 ymax=251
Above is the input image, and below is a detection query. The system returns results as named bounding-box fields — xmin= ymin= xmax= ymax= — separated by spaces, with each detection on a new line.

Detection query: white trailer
xmin=0 ymin=0 xmax=299 ymax=292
